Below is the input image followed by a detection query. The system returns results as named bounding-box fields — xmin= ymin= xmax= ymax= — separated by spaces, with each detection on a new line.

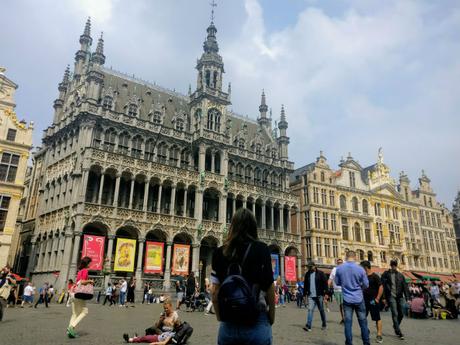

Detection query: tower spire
xmin=91 ymin=32 xmax=106 ymax=66
xmin=79 ymin=17 xmax=92 ymax=50
xmin=258 ymin=89 xmax=270 ymax=128
xmin=210 ymin=0 xmax=217 ymax=23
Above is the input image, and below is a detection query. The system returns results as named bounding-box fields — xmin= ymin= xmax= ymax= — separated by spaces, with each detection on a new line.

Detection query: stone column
xmin=135 ymin=239 xmax=145 ymax=291
xmin=243 ymin=198 xmax=247 ymax=209
xmin=128 ymin=178 xmax=135 ymax=209
xmin=97 ymin=173 xmax=105 ymax=204
xmin=143 ymin=181 xmax=149 ymax=212
xmin=280 ymin=208 xmax=285 ymax=232
xmin=199 ymin=144 xmax=206 ymax=172
xmin=270 ymin=206 xmax=275 ymax=230
xmin=157 ymin=184 xmax=163 ymax=213
xmin=280 ymin=254 xmax=285 ymax=283
xmin=286 ymin=208 xmax=291 ymax=232
xmin=68 ymin=232 xmax=82 ymax=280
xmin=211 ymin=153 xmax=215 ymax=173
xmin=221 ymin=151 xmax=228 ymax=176
xmin=170 ymin=184 xmax=176 ymax=216
xmin=106 ymin=235 xmax=115 ymax=270
xmin=252 ymin=202 xmax=255 ymax=215
xmin=183 ymin=189 xmax=188 ymax=217
xmin=296 ymin=210 xmax=301 ymax=234
xmin=192 ymin=244 xmax=200 ymax=277
xmin=164 ymin=242 xmax=173 ymax=290
xmin=79 ymin=168 xmax=90 ymax=200
xmin=194 ymin=190 xmax=203 ymax=221
xmin=113 ymin=173 xmax=121 ymax=207
xmin=297 ymin=255 xmax=302 ymax=280
xmin=219 ymin=194 xmax=227 ymax=224
xmin=232 ymin=198 xmax=236 ymax=217
xmin=56 ymin=231 xmax=74 ymax=290
xmin=261 ymin=202 xmax=266 ymax=229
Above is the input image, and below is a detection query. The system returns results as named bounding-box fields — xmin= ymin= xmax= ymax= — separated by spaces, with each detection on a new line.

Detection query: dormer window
xmin=255 ymin=144 xmax=262 ymax=155
xmin=176 ymin=118 xmax=184 ymax=131
xmin=205 ymin=70 xmax=211 ymax=87
xmin=207 ymin=108 xmax=221 ymax=132
xmin=238 ymin=139 xmax=245 ymax=150
xmin=127 ymin=103 xmax=138 ymax=117
xmin=102 ymin=96 xmax=113 ymax=110
xmin=153 ymin=111 xmax=162 ymax=125
xmin=6 ymin=129 xmax=16 ymax=142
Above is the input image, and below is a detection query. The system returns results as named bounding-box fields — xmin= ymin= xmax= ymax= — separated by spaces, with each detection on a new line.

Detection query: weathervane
xmin=210 ymin=0 xmax=217 ymax=22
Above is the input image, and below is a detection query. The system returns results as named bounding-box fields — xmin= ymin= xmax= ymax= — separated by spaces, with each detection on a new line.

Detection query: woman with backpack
xmin=67 ymin=256 xmax=94 ymax=338
xmin=211 ymin=208 xmax=275 ymax=345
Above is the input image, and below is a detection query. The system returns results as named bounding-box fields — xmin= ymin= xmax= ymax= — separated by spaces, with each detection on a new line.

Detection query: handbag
xmin=74 ymin=281 xmax=94 ymax=300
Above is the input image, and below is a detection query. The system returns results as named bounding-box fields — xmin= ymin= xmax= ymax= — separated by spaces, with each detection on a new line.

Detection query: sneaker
xmin=326 ymin=308 xmax=330 ymax=312
xmin=303 ymin=326 xmax=312 ymax=332
xmin=376 ymin=335 xmax=383 ymax=343
xmin=123 ymin=334 xmax=130 ymax=343
xmin=321 ymin=325 xmax=327 ymax=330
xmin=399 ymin=333 xmax=405 ymax=340
xmin=67 ymin=326 xmax=76 ymax=339
xmin=339 ymin=320 xmax=344 ymax=325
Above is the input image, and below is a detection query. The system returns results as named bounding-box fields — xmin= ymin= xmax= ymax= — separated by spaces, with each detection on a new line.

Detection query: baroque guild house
xmin=18 ymin=18 xmax=301 ymax=291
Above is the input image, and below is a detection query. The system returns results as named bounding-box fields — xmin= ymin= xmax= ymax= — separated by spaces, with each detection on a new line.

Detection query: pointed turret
xmin=74 ymin=17 xmax=93 ymax=80
xmin=53 ymin=65 xmax=70 ymax=124
xmin=91 ymin=32 xmax=105 ymax=66
xmin=258 ymin=89 xmax=270 ymax=128
xmin=277 ymin=105 xmax=289 ymax=160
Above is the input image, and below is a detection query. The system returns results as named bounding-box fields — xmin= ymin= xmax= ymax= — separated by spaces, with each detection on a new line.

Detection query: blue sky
xmin=2 ymin=0 xmax=460 ymax=206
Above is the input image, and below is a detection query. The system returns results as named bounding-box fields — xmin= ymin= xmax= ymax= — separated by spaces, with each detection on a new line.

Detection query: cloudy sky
xmin=2 ymin=0 xmax=459 ymax=206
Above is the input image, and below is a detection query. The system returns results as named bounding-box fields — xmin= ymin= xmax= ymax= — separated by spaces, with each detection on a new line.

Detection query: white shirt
xmin=120 ymin=281 xmax=128 ymax=293
xmin=329 ymin=267 xmax=342 ymax=292
xmin=24 ymin=285 xmax=34 ymax=296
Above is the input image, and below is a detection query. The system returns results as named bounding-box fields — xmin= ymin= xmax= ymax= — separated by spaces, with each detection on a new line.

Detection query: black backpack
xmin=171 ymin=321 xmax=193 ymax=344
xmin=217 ymin=242 xmax=259 ymax=326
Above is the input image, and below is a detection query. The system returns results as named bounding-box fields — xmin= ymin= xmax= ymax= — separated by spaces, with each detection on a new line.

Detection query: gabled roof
xmin=289 ymin=162 xmax=315 ymax=183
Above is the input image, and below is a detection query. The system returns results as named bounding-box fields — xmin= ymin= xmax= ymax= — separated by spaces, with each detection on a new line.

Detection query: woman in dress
xmin=67 ymin=256 xmax=94 ymax=338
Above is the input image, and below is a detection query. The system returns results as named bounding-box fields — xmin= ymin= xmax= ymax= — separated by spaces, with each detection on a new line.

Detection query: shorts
xmin=23 ymin=295 xmax=33 ymax=303
xmin=334 ymin=291 xmax=343 ymax=304
xmin=365 ymin=301 xmax=381 ymax=321
xmin=177 ymin=292 xmax=184 ymax=302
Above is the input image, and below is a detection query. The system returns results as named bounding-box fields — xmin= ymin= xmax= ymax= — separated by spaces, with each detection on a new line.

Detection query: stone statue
xmin=378 ymin=147 xmax=384 ymax=164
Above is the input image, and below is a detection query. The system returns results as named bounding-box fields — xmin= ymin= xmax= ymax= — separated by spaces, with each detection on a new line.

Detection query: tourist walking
xmin=67 ymin=256 xmax=94 ymax=338
xmin=21 ymin=282 xmax=35 ymax=307
xmin=119 ymin=279 xmax=128 ymax=307
xmin=211 ymin=208 xmax=275 ymax=345
xmin=185 ymin=272 xmax=196 ymax=312
xmin=103 ymin=282 xmax=114 ymax=306
xmin=34 ymin=282 xmax=49 ymax=308
xmin=360 ymin=260 xmax=384 ymax=343
xmin=381 ymin=259 xmax=409 ymax=340
xmin=127 ymin=277 xmax=136 ymax=306
xmin=328 ymin=258 xmax=344 ymax=324
xmin=176 ymin=280 xmax=185 ymax=310
xmin=0 ymin=265 xmax=16 ymax=321
xmin=334 ymin=250 xmax=370 ymax=345
xmin=302 ymin=261 xmax=328 ymax=332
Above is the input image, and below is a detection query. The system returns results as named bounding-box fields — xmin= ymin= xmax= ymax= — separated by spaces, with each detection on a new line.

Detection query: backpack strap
xmin=241 ymin=242 xmax=253 ymax=268
xmin=226 ymin=242 xmax=253 ymax=276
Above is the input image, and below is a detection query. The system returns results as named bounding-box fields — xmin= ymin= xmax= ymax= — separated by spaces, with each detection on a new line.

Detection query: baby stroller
xmin=188 ymin=292 xmax=207 ymax=312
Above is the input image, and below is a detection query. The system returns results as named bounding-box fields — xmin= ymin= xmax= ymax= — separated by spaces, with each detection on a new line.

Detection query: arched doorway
xmin=199 ymin=236 xmax=219 ymax=289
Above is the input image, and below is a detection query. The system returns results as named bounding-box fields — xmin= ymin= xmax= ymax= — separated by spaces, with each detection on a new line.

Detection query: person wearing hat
xmin=381 ymin=259 xmax=409 ymax=340
xmin=302 ymin=261 xmax=328 ymax=332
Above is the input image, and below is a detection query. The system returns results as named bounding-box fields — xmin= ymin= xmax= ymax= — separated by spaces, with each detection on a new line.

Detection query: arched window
xmin=131 ymin=135 xmax=143 ymax=158
xmin=367 ymin=251 xmax=373 ymax=262
xmin=320 ymin=171 xmax=325 ymax=182
xmin=255 ymin=144 xmax=262 ymax=155
xmin=102 ymin=95 xmax=113 ymax=110
xmin=380 ymin=251 xmax=387 ymax=263
xmin=236 ymin=163 xmax=244 ymax=181
xmin=262 ymin=170 xmax=269 ymax=187
xmin=145 ymin=139 xmax=155 ymax=161
xmin=118 ymin=132 xmax=130 ymax=155
xmin=205 ymin=70 xmax=211 ymax=87
xmin=254 ymin=168 xmax=261 ymax=185
xmin=238 ymin=139 xmax=245 ymax=150
xmin=175 ymin=118 xmax=184 ymax=131
xmin=215 ymin=111 xmax=221 ymax=132
xmin=104 ymin=128 xmax=116 ymax=152
xmin=362 ymin=199 xmax=369 ymax=215
xmin=92 ymin=126 xmax=103 ymax=148
xmin=169 ymin=146 xmax=179 ymax=166
xmin=207 ymin=108 xmax=221 ymax=132
xmin=180 ymin=149 xmax=190 ymax=168
xmin=352 ymin=197 xmax=359 ymax=212
xmin=127 ymin=103 xmax=138 ymax=117
xmin=354 ymin=222 xmax=361 ymax=242
xmin=358 ymin=250 xmax=365 ymax=261
xmin=213 ymin=71 xmax=218 ymax=88
xmin=340 ymin=195 xmax=347 ymax=210
xmin=153 ymin=111 xmax=162 ymax=125
xmin=245 ymin=166 xmax=252 ymax=184
xmin=157 ymin=143 xmax=168 ymax=163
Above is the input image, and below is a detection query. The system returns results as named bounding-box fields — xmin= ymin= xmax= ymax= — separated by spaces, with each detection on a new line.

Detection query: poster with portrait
xmin=81 ymin=234 xmax=105 ymax=271
xmin=144 ymin=241 xmax=164 ymax=274
xmin=172 ymin=244 xmax=190 ymax=276
xmin=113 ymin=238 xmax=136 ymax=272
xmin=284 ymin=256 xmax=297 ymax=282
xmin=271 ymin=254 xmax=279 ymax=280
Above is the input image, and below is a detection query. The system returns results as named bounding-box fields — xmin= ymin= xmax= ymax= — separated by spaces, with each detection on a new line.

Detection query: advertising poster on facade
xmin=81 ymin=234 xmax=105 ymax=271
xmin=144 ymin=241 xmax=164 ymax=274
xmin=271 ymin=254 xmax=279 ymax=279
xmin=284 ymin=256 xmax=297 ymax=282
xmin=172 ymin=244 xmax=190 ymax=275
xmin=113 ymin=238 xmax=136 ymax=272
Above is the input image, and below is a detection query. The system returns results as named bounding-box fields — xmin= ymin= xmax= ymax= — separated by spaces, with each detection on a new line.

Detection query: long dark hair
xmin=79 ymin=256 xmax=92 ymax=270
xmin=223 ymin=208 xmax=258 ymax=257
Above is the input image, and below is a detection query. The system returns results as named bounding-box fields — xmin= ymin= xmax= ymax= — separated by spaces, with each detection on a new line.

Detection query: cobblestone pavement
xmin=1 ymin=300 xmax=459 ymax=345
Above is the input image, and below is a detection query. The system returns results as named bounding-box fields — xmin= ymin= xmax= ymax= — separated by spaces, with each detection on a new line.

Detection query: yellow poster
xmin=172 ymin=244 xmax=190 ymax=276
xmin=114 ymin=238 xmax=136 ymax=272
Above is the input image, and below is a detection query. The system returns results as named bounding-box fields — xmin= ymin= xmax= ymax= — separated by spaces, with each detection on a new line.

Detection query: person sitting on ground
xmin=409 ymin=293 xmax=427 ymax=319
xmin=123 ymin=297 xmax=180 ymax=344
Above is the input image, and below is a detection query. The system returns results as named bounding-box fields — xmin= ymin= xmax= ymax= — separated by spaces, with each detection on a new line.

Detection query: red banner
xmin=144 ymin=241 xmax=164 ymax=274
xmin=81 ymin=234 xmax=105 ymax=271
xmin=284 ymin=256 xmax=297 ymax=282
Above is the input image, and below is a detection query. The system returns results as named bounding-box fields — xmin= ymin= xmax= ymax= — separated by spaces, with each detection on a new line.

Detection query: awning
xmin=411 ymin=271 xmax=455 ymax=283
xmin=402 ymin=271 xmax=419 ymax=283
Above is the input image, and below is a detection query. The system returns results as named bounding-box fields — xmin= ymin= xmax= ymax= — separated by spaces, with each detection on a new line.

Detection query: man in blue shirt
xmin=335 ymin=251 xmax=370 ymax=345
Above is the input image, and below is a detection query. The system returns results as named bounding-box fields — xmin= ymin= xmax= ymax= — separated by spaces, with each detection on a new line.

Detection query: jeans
xmin=306 ymin=296 xmax=327 ymax=328
xmin=119 ymin=291 xmax=126 ymax=305
xmin=389 ymin=297 xmax=404 ymax=334
xmin=69 ymin=298 xmax=88 ymax=329
xmin=218 ymin=312 xmax=272 ymax=345
xmin=280 ymin=295 xmax=285 ymax=305
xmin=34 ymin=294 xmax=49 ymax=308
xmin=343 ymin=300 xmax=370 ymax=345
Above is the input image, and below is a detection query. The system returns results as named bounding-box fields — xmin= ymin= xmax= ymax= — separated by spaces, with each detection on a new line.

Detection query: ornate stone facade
xmin=291 ymin=150 xmax=460 ymax=276
xmin=19 ymin=19 xmax=300 ymax=291
xmin=453 ymin=191 xmax=460 ymax=253
xmin=0 ymin=68 xmax=33 ymax=267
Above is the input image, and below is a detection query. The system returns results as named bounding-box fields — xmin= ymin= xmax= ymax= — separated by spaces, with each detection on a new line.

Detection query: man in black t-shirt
xmin=360 ymin=261 xmax=383 ymax=344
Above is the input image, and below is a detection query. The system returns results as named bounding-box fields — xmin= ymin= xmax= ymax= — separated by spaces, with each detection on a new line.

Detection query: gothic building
xmin=290 ymin=150 xmax=460 ymax=278
xmin=19 ymin=18 xmax=300 ymax=290
xmin=452 ymin=191 xmax=460 ymax=253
